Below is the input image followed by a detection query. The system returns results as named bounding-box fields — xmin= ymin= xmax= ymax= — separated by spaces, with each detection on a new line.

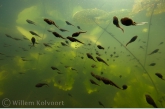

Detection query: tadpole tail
xmin=120 ymin=27 xmax=124 ymax=33
xmin=78 ymin=40 xmax=84 ymax=44
xmin=54 ymin=24 xmax=59 ymax=29
xmin=103 ymin=61 xmax=109 ymax=66
xmin=92 ymin=58 xmax=97 ymax=62
xmin=136 ymin=22 xmax=148 ymax=26
xmin=126 ymin=42 xmax=129 ymax=46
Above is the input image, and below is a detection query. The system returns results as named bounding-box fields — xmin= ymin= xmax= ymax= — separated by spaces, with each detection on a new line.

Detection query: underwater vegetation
xmin=132 ymin=0 xmax=165 ymax=16
xmin=0 ymin=0 xmax=165 ymax=108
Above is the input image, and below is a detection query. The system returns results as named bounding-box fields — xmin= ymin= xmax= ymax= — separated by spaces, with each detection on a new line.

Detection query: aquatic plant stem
xmin=93 ymin=22 xmax=111 ymax=47
xmin=143 ymin=2 xmax=163 ymax=107
xmin=144 ymin=2 xmax=157 ymax=67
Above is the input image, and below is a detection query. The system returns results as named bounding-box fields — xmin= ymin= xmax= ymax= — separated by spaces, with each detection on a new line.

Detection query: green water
xmin=0 ymin=0 xmax=165 ymax=108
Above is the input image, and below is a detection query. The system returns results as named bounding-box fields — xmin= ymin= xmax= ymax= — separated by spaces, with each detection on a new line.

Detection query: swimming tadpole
xmin=91 ymin=72 xmax=102 ymax=81
xmin=61 ymin=42 xmax=68 ymax=46
xmin=149 ymin=63 xmax=156 ymax=66
xmin=35 ymin=83 xmax=49 ymax=88
xmin=68 ymin=93 xmax=72 ymax=97
xmin=155 ymin=73 xmax=165 ymax=80
xmin=98 ymin=101 xmax=105 ymax=108
xmin=121 ymin=17 xmax=148 ymax=26
xmin=145 ymin=94 xmax=158 ymax=108
xmin=52 ymin=32 xmax=66 ymax=39
xmin=29 ymin=31 xmax=41 ymax=38
xmin=86 ymin=53 xmax=96 ymax=62
xmin=72 ymin=31 xmax=87 ymax=37
xmin=101 ymin=77 xmax=121 ymax=89
xmin=65 ymin=21 xmax=75 ymax=26
xmin=96 ymin=56 xmax=109 ymax=66
xmin=59 ymin=28 xmax=69 ymax=32
xmin=51 ymin=66 xmax=60 ymax=71
xmin=90 ymin=79 xmax=100 ymax=86
xmin=159 ymin=42 xmax=163 ymax=46
xmin=113 ymin=16 xmax=124 ymax=32
xmin=67 ymin=36 xmax=84 ymax=44
xmin=92 ymin=72 xmax=122 ymax=89
xmin=126 ymin=36 xmax=138 ymax=46
xmin=121 ymin=17 xmax=136 ymax=26
xmin=44 ymin=18 xmax=59 ymax=28
xmin=43 ymin=43 xmax=52 ymax=48
xmin=148 ymin=49 xmax=159 ymax=55
xmin=77 ymin=26 xmax=82 ymax=30
xmin=97 ymin=45 xmax=104 ymax=50
xmin=30 ymin=37 xmax=35 ymax=48
xmin=26 ymin=19 xmax=36 ymax=25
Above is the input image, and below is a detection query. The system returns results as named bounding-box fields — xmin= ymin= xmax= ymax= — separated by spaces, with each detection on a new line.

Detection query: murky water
xmin=0 ymin=0 xmax=165 ymax=108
